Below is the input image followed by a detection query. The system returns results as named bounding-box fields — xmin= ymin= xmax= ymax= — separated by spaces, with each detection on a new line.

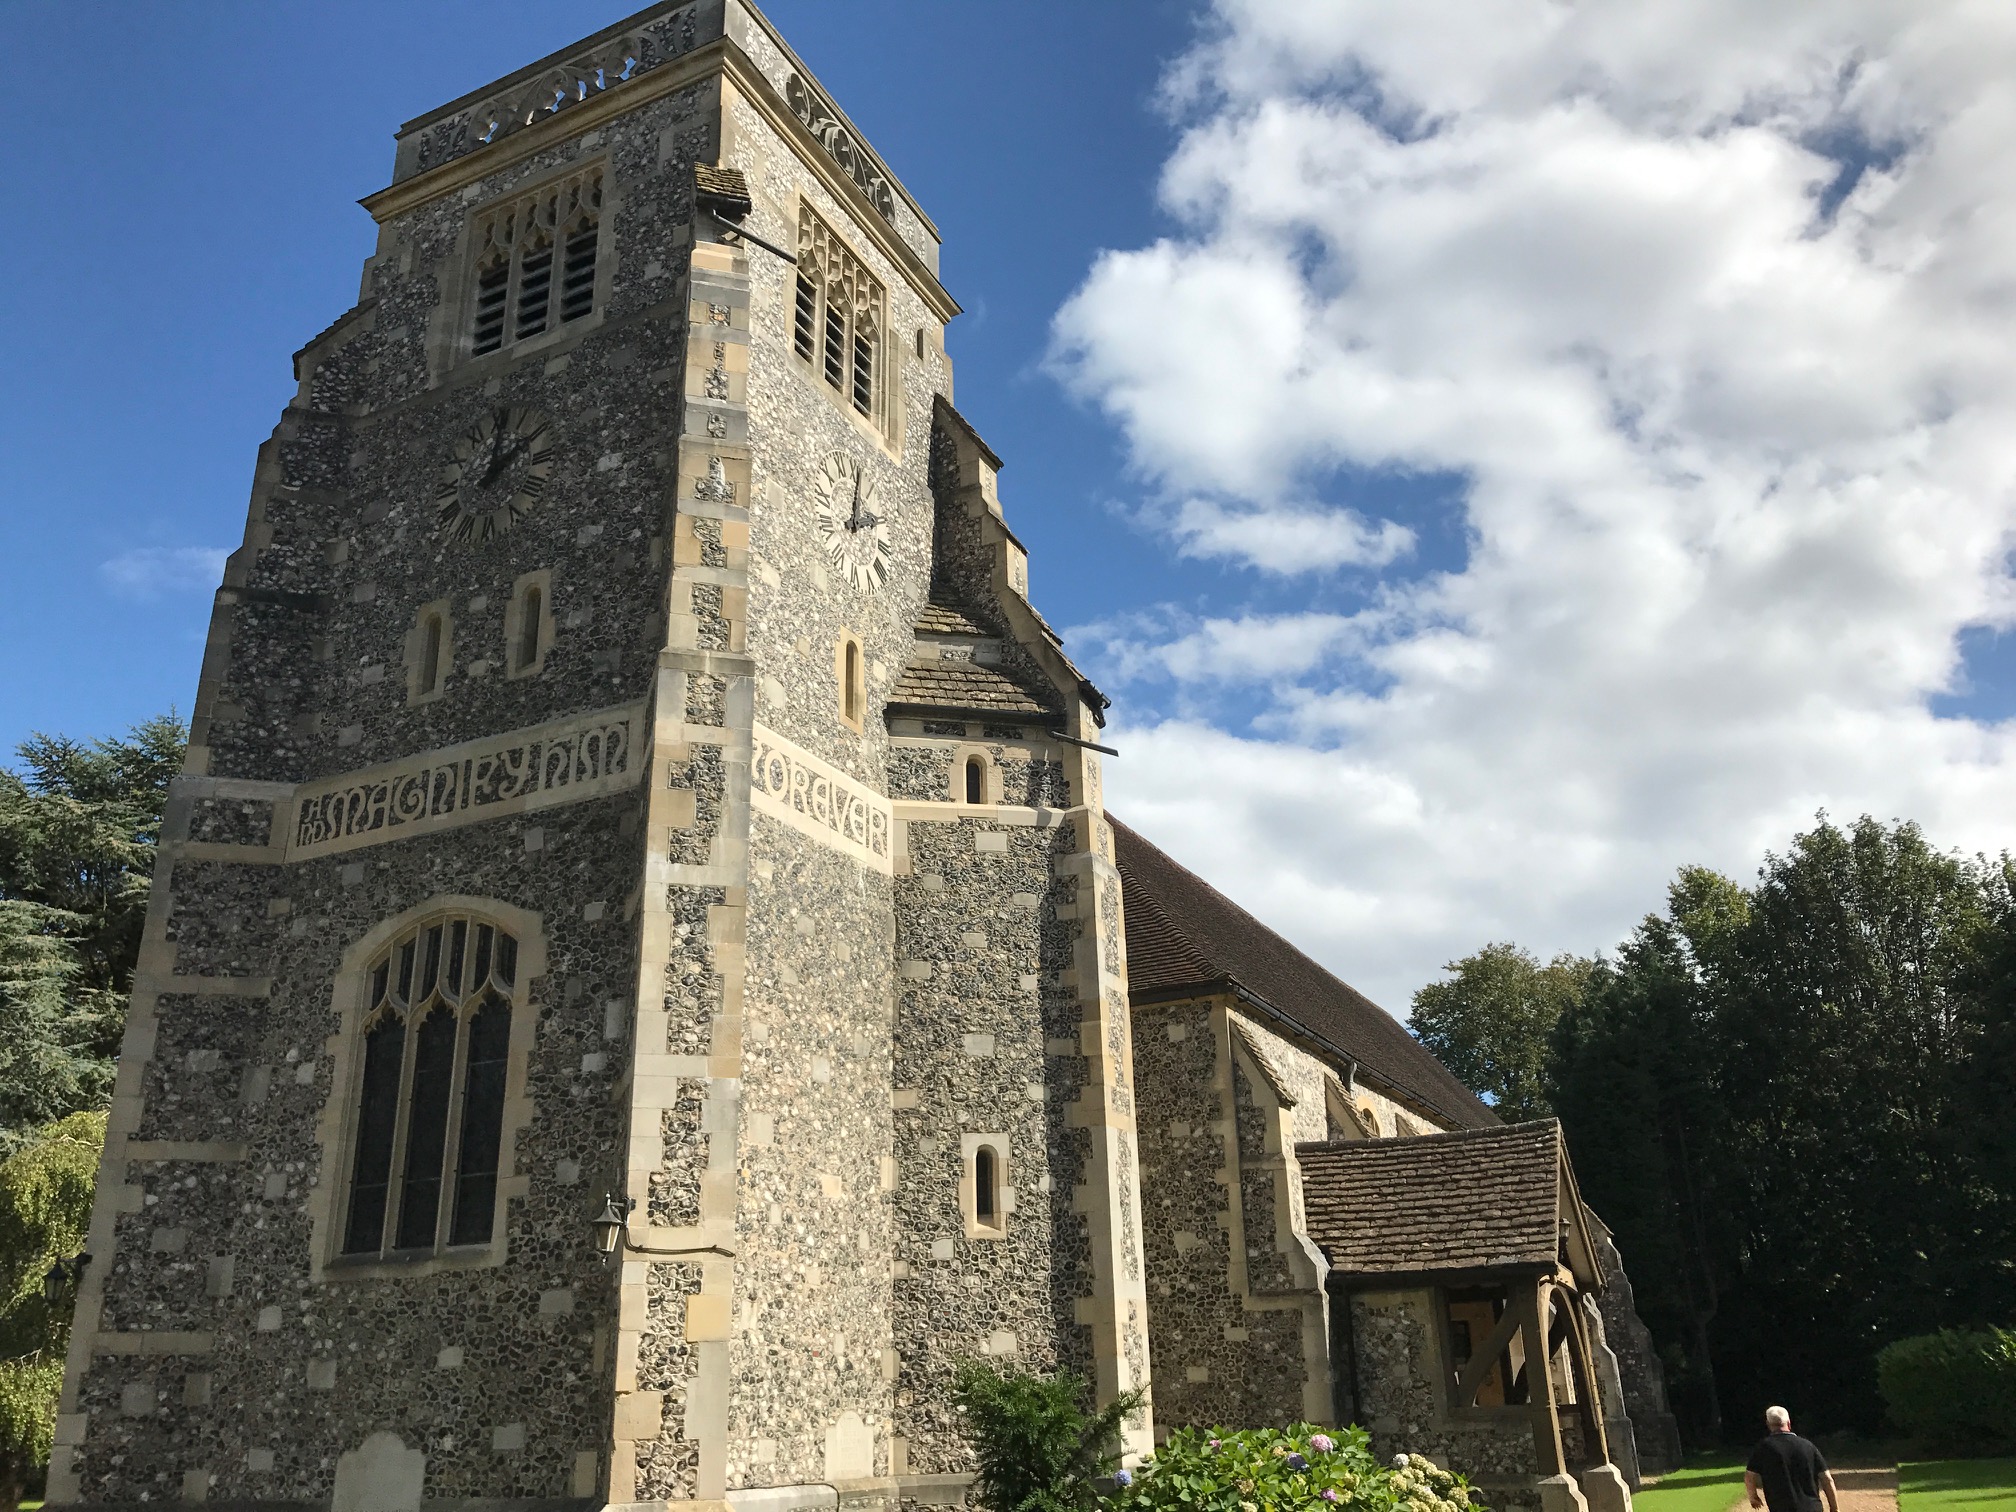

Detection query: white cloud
xmin=1077 ymin=608 xmax=1370 ymax=686
xmin=1052 ymin=0 xmax=2016 ymax=1011
xmin=100 ymin=546 xmax=229 ymax=600
xmin=1164 ymin=497 xmax=1413 ymax=574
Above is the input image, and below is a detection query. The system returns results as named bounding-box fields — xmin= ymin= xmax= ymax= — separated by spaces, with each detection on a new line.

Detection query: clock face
xmin=814 ymin=452 xmax=892 ymax=593
xmin=435 ymin=406 xmax=553 ymax=544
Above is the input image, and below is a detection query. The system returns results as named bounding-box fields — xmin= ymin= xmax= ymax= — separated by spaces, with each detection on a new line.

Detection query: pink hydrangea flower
xmin=1309 ymin=1435 xmax=1335 ymax=1454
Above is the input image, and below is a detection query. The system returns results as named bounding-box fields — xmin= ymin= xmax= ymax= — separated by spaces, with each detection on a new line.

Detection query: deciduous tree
xmin=1409 ymin=941 xmax=1591 ymax=1122
xmin=0 ymin=1111 xmax=104 ymax=1512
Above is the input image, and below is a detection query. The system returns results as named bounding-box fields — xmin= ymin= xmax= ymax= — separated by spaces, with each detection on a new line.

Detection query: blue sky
xmin=0 ymin=0 xmax=1215 ymax=755
xmin=10 ymin=1 xmax=2016 ymax=1011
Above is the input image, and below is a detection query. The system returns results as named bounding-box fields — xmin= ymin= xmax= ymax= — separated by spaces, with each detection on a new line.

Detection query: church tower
xmin=48 ymin=5 xmax=1151 ymax=1509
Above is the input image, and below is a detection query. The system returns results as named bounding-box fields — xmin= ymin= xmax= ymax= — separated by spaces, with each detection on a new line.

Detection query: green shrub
xmin=1111 ymin=1424 xmax=1475 ymax=1512
xmin=1876 ymin=1328 xmax=2016 ymax=1450
xmin=0 ymin=1110 xmax=104 ymax=1512
xmin=952 ymin=1362 xmax=1144 ymax=1512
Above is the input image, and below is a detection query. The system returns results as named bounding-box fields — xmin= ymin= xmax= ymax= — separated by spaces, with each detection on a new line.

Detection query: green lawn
xmin=1633 ymin=1456 xmax=1749 ymax=1512
xmin=1900 ymin=1459 xmax=2016 ymax=1509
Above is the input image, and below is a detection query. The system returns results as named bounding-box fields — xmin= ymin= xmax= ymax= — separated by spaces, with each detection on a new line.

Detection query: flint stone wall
xmin=1350 ymin=1290 xmax=1543 ymax=1512
xmin=889 ymin=805 xmax=1091 ymax=1472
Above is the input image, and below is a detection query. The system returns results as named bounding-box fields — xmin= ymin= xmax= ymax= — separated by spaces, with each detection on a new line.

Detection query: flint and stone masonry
xmin=52 ymin=6 xmax=1675 ymax=1512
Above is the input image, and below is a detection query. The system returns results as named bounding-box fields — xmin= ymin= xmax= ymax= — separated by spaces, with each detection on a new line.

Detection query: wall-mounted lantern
xmin=42 ymin=1252 xmax=91 ymax=1307
xmin=591 ymin=1195 xmax=635 ymax=1259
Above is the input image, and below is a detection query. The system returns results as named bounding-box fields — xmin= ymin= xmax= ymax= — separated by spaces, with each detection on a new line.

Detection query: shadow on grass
xmin=1901 ymin=1458 xmax=2016 ymax=1508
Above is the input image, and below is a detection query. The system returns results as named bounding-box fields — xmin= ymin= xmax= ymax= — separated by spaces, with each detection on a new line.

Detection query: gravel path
xmin=1830 ymin=1467 xmax=1899 ymax=1512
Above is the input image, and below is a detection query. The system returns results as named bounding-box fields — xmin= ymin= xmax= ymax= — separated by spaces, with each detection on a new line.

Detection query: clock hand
xmin=848 ymin=468 xmax=864 ymax=531
xmin=481 ymin=437 xmax=527 ymax=487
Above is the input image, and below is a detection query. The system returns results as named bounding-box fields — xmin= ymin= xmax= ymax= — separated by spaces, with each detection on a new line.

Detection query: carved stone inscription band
xmin=290 ymin=703 xmax=645 ymax=859
xmin=748 ymin=723 xmax=892 ymax=873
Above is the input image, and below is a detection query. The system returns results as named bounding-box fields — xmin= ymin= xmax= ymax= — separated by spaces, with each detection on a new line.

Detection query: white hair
xmin=1766 ymin=1406 xmax=1791 ymax=1429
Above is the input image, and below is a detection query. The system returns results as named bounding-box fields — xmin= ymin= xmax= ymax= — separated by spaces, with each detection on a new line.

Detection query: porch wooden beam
xmin=1522 ymin=1279 xmax=1567 ymax=1478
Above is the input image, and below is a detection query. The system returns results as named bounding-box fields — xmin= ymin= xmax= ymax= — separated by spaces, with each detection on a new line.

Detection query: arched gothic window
xmin=341 ymin=912 xmax=520 ymax=1257
xmin=964 ymin=756 xmax=985 ymax=805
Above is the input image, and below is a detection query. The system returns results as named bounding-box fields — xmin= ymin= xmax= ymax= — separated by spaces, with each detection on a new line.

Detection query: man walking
xmin=1745 ymin=1406 xmax=1840 ymax=1512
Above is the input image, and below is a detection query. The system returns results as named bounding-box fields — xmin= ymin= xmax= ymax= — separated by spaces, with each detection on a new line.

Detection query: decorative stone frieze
xmin=393 ymin=2 xmax=705 ymax=181
xmin=288 ymin=702 xmax=644 ymax=858
xmin=785 ymin=73 xmax=897 ymax=222
xmin=749 ymin=722 xmax=893 ymax=871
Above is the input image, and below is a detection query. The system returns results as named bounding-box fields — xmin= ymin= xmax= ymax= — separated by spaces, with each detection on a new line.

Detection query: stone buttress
xmin=882 ymin=406 xmax=1152 ymax=1475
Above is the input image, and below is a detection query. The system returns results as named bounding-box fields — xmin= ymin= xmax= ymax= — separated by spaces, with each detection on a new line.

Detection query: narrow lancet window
xmin=965 ymin=757 xmax=985 ymax=805
xmin=472 ymin=257 xmax=509 ymax=355
xmin=852 ymin=330 xmax=875 ymax=415
xmin=507 ymin=574 xmax=549 ymax=678
xmin=514 ymin=233 xmax=553 ymax=342
xmin=975 ymin=1147 xmax=998 ymax=1223
xmin=419 ymin=613 xmax=443 ymax=696
xmin=840 ymin=638 xmax=865 ymax=727
xmin=518 ymin=586 xmax=542 ymax=671
xmin=794 ymin=275 xmax=818 ymax=360
xmin=559 ymin=218 xmax=598 ymax=323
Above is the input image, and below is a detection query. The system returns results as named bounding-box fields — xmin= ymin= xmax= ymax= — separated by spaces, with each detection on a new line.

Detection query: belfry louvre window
xmin=341 ymin=913 xmax=520 ymax=1258
xmin=793 ymin=204 xmax=888 ymax=429
xmin=470 ymin=168 xmax=603 ymax=357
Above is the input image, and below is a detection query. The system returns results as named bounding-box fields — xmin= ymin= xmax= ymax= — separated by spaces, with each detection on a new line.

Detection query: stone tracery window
xmin=470 ymin=166 xmax=604 ymax=358
xmin=794 ymin=203 xmax=888 ymax=431
xmin=341 ymin=912 xmax=521 ymax=1258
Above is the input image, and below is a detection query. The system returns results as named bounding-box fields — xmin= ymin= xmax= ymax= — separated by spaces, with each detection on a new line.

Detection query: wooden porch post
xmin=1520 ymin=1278 xmax=1567 ymax=1478
xmin=1560 ymin=1287 xmax=1610 ymax=1466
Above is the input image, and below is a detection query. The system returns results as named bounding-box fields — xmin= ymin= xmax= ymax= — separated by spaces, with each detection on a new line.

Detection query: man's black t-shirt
xmin=1747 ymin=1432 xmax=1829 ymax=1512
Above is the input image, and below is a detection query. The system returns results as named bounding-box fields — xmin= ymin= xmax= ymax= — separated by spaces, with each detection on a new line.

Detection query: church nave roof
xmin=1112 ymin=816 xmax=1497 ymax=1131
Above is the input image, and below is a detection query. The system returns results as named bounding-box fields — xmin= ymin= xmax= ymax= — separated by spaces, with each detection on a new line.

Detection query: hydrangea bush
xmin=1109 ymin=1425 xmax=1477 ymax=1512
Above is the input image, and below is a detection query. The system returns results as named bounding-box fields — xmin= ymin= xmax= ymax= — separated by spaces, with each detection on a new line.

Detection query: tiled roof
xmin=1296 ymin=1120 xmax=1566 ymax=1278
xmin=694 ymin=162 xmax=753 ymax=218
xmin=888 ymin=660 xmax=1057 ymax=718
xmin=1112 ymin=817 xmax=1496 ymax=1130
xmin=915 ymin=601 xmax=991 ymax=637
